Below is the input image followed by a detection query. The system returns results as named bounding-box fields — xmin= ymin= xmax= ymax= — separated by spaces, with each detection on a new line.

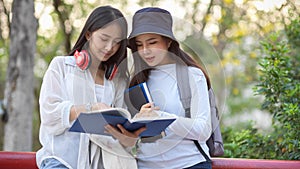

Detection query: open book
xmin=69 ymin=107 xmax=176 ymax=137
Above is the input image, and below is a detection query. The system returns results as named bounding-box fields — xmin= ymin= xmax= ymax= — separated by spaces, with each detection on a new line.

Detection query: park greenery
xmin=0 ymin=0 xmax=299 ymax=160
xmin=224 ymin=17 xmax=300 ymax=160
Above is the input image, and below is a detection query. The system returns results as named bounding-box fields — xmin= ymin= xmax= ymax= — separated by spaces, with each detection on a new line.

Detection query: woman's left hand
xmin=105 ymin=124 xmax=146 ymax=147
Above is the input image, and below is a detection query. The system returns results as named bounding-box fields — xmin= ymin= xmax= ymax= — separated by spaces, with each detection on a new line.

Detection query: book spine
xmin=141 ymin=82 xmax=153 ymax=103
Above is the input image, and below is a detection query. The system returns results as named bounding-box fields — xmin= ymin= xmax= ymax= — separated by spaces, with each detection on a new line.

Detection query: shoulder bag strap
xmin=175 ymin=64 xmax=211 ymax=162
xmin=176 ymin=64 xmax=191 ymax=117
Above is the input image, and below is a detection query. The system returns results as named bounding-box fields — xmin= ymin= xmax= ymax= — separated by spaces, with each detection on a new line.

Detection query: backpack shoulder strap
xmin=176 ymin=64 xmax=211 ymax=162
xmin=176 ymin=64 xmax=191 ymax=117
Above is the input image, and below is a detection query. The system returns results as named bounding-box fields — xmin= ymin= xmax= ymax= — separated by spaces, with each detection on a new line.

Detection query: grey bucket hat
xmin=128 ymin=7 xmax=177 ymax=42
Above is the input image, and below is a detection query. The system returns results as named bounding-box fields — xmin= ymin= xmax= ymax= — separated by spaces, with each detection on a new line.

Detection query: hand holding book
xmin=69 ymin=82 xmax=176 ymax=137
xmin=105 ymin=124 xmax=146 ymax=147
xmin=69 ymin=107 xmax=176 ymax=137
xmin=134 ymin=102 xmax=160 ymax=118
xmin=125 ymin=82 xmax=154 ymax=115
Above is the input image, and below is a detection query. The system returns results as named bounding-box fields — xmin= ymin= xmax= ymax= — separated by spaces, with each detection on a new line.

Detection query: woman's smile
xmin=144 ymin=56 xmax=155 ymax=63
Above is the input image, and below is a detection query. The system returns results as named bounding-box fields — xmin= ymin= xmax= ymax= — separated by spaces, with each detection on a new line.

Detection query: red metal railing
xmin=212 ymin=157 xmax=300 ymax=169
xmin=0 ymin=151 xmax=38 ymax=169
xmin=0 ymin=151 xmax=299 ymax=169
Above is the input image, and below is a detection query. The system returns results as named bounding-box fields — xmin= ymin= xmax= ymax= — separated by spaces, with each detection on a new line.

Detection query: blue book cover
xmin=125 ymin=82 xmax=153 ymax=115
xmin=69 ymin=108 xmax=175 ymax=137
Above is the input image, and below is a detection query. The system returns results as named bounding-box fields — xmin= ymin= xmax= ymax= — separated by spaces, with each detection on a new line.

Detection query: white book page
xmin=89 ymin=107 xmax=132 ymax=119
xmin=130 ymin=110 xmax=176 ymax=123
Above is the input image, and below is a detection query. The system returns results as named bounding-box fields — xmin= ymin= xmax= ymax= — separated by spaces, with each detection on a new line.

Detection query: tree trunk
xmin=3 ymin=0 xmax=37 ymax=151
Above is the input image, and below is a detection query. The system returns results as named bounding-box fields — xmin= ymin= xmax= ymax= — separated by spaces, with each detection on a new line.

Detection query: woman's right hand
xmin=91 ymin=102 xmax=111 ymax=111
xmin=134 ymin=102 xmax=160 ymax=118
xmin=70 ymin=102 xmax=111 ymax=122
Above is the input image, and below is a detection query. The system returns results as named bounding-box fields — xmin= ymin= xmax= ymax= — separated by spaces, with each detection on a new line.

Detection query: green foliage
xmin=286 ymin=18 xmax=300 ymax=47
xmin=224 ymin=126 xmax=270 ymax=159
xmin=254 ymin=31 xmax=300 ymax=159
xmin=223 ymin=18 xmax=300 ymax=160
xmin=0 ymin=40 xmax=9 ymax=150
xmin=223 ymin=124 xmax=295 ymax=159
xmin=226 ymin=94 xmax=261 ymax=116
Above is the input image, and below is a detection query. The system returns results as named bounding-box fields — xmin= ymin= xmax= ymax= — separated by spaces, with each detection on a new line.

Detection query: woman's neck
xmin=157 ymin=54 xmax=176 ymax=66
xmin=89 ymin=64 xmax=105 ymax=86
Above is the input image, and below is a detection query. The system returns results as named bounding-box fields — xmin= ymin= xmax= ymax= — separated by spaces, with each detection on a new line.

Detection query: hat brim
xmin=128 ymin=24 xmax=176 ymax=41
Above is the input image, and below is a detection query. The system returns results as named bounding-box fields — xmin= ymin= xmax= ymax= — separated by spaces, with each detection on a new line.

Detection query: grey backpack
xmin=176 ymin=64 xmax=224 ymax=160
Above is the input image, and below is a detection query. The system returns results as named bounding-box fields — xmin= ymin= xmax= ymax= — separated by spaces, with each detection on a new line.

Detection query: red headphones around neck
xmin=73 ymin=50 xmax=118 ymax=80
xmin=74 ymin=50 xmax=91 ymax=70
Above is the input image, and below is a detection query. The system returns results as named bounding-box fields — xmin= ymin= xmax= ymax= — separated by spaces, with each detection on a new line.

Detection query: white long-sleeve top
xmin=136 ymin=64 xmax=212 ymax=169
xmin=36 ymin=56 xmax=137 ymax=169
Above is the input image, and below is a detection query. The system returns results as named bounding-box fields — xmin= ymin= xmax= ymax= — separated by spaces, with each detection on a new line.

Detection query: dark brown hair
xmin=69 ymin=6 xmax=128 ymax=78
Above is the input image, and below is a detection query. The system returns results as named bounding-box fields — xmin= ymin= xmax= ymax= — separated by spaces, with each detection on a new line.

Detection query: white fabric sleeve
xmin=168 ymin=67 xmax=212 ymax=142
xmin=39 ymin=58 xmax=73 ymax=135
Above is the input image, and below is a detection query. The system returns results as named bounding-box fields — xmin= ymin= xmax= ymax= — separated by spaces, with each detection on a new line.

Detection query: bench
xmin=0 ymin=151 xmax=300 ymax=169
xmin=0 ymin=151 xmax=38 ymax=169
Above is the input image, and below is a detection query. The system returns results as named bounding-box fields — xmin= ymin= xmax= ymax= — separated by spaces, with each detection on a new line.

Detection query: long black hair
xmin=129 ymin=36 xmax=211 ymax=89
xmin=69 ymin=6 xmax=128 ymax=78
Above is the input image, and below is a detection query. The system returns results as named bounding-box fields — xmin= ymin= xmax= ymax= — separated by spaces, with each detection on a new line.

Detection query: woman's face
xmin=135 ymin=33 xmax=173 ymax=67
xmin=86 ymin=22 xmax=122 ymax=63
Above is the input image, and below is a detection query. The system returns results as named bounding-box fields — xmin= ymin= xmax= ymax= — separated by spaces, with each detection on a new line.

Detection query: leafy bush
xmin=223 ymin=18 xmax=300 ymax=160
xmin=223 ymin=125 xmax=280 ymax=159
xmin=254 ymin=21 xmax=300 ymax=160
